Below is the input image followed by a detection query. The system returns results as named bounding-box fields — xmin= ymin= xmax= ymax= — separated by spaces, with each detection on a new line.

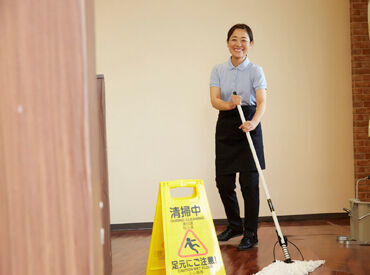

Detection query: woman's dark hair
xmin=227 ymin=24 xmax=253 ymax=42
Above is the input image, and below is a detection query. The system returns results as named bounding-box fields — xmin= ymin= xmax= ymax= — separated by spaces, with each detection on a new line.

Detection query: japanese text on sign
xmin=171 ymin=256 xmax=218 ymax=273
xmin=170 ymin=205 xmax=201 ymax=219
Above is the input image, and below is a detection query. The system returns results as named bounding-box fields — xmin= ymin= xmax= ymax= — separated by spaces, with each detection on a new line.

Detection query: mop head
xmin=255 ymin=259 xmax=325 ymax=275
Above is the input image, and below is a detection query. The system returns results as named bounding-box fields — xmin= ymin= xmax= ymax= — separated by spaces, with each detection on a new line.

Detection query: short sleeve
xmin=210 ymin=66 xmax=220 ymax=87
xmin=253 ymin=66 xmax=267 ymax=91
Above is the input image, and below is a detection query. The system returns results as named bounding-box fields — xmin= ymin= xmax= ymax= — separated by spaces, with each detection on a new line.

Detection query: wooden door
xmin=0 ymin=1 xmax=106 ymax=274
xmin=96 ymin=75 xmax=112 ymax=275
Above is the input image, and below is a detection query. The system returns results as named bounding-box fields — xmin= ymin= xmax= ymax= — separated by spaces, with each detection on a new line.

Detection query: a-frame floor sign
xmin=146 ymin=179 xmax=226 ymax=274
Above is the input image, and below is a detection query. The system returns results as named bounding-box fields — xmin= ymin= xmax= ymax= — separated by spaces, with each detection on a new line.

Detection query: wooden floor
xmin=111 ymin=218 xmax=370 ymax=275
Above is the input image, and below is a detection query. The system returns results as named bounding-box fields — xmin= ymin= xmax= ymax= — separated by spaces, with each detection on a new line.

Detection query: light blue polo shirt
xmin=210 ymin=57 xmax=267 ymax=106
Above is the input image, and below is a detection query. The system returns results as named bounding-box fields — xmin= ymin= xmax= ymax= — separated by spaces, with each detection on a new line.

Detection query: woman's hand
xmin=230 ymin=94 xmax=241 ymax=108
xmin=239 ymin=120 xmax=257 ymax=132
xmin=210 ymin=87 xmax=240 ymax=111
xmin=239 ymin=89 xmax=266 ymax=132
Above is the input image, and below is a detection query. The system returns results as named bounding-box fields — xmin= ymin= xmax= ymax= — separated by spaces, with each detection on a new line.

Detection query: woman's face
xmin=227 ymin=29 xmax=253 ymax=60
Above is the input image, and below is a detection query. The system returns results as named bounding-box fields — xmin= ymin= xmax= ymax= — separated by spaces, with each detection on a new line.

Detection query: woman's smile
xmin=232 ymin=47 xmax=244 ymax=55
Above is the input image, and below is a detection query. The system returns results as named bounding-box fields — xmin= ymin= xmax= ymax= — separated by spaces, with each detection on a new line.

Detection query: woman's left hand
xmin=239 ymin=121 xmax=257 ymax=132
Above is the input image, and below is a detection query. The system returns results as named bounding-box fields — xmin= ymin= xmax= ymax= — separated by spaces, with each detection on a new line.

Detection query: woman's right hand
xmin=230 ymin=94 xmax=242 ymax=107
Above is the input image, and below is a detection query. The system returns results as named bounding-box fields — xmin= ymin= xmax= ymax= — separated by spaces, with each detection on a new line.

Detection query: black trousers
xmin=216 ymin=170 xmax=259 ymax=236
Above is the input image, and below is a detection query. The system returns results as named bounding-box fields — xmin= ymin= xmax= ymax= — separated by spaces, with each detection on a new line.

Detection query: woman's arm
xmin=210 ymin=86 xmax=241 ymax=111
xmin=239 ymin=89 xmax=267 ymax=132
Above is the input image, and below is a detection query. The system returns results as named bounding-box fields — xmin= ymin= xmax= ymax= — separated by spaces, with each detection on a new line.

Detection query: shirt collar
xmin=227 ymin=56 xmax=250 ymax=71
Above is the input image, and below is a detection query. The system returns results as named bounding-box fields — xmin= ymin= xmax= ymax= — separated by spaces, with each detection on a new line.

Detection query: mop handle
xmin=233 ymin=92 xmax=289 ymax=250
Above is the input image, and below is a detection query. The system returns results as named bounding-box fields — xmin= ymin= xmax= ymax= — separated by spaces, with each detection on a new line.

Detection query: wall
xmin=350 ymin=0 xmax=370 ymax=201
xmin=95 ymin=0 xmax=354 ymax=224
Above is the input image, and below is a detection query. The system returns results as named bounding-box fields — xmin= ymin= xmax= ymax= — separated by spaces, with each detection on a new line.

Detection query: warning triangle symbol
xmin=178 ymin=229 xmax=208 ymax=258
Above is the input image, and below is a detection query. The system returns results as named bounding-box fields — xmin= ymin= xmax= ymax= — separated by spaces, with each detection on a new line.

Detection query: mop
xmin=233 ymin=92 xmax=325 ymax=275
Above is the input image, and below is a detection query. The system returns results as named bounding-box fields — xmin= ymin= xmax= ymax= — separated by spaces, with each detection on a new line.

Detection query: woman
xmin=210 ymin=24 xmax=267 ymax=250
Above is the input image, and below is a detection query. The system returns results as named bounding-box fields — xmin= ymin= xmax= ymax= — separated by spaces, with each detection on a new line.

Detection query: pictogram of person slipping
xmin=185 ymin=238 xmax=200 ymax=254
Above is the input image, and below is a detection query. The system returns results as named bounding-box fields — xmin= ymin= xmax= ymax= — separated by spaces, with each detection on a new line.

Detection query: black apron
xmin=215 ymin=105 xmax=265 ymax=175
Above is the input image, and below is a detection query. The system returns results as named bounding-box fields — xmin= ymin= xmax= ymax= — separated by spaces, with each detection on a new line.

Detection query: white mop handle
xmin=235 ymin=105 xmax=270 ymax=198
xmin=235 ymin=104 xmax=287 ymax=247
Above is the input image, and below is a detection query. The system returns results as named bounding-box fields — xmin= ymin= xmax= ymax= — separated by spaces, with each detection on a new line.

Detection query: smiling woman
xmin=209 ymin=23 xmax=267 ymax=251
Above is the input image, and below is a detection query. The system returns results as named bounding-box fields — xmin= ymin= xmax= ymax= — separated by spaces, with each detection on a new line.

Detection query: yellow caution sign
xmin=146 ymin=179 xmax=226 ymax=275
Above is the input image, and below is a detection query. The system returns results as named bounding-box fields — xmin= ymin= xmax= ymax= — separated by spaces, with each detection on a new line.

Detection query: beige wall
xmin=95 ymin=0 xmax=354 ymax=224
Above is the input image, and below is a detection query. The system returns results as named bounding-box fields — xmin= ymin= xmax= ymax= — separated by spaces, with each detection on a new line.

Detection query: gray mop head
xmin=255 ymin=260 xmax=325 ymax=275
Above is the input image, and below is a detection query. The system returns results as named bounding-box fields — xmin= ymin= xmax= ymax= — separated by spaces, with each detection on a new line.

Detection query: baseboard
xmin=111 ymin=222 xmax=154 ymax=231
xmin=110 ymin=212 xmax=348 ymax=231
